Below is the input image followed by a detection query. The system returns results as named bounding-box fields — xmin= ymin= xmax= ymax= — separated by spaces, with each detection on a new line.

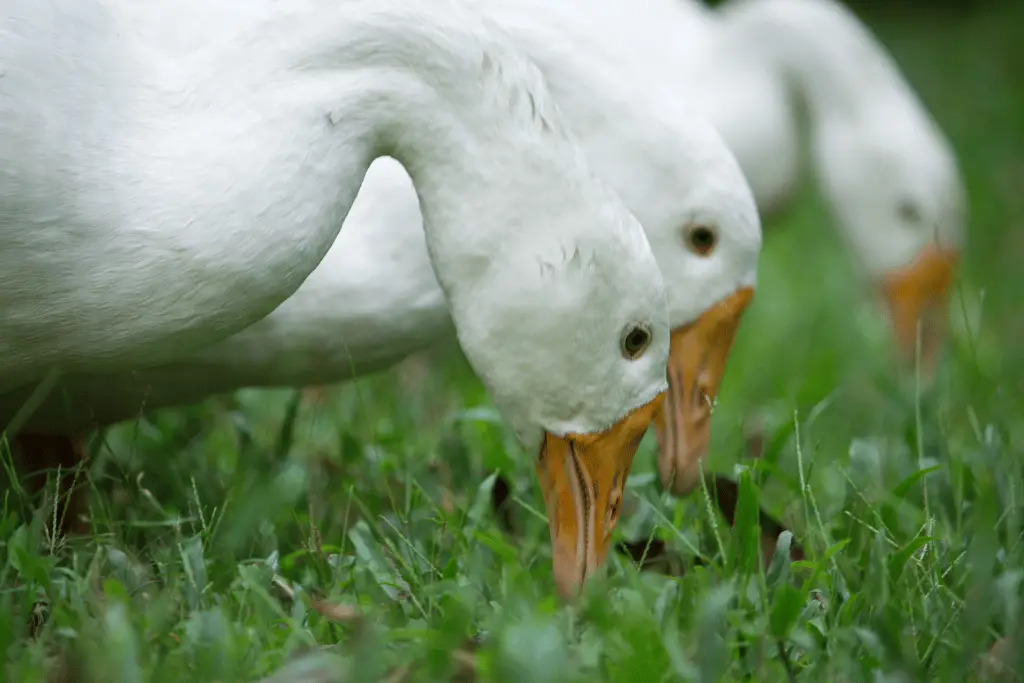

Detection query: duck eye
xmin=898 ymin=199 xmax=922 ymax=224
xmin=620 ymin=323 xmax=652 ymax=360
xmin=685 ymin=224 xmax=717 ymax=256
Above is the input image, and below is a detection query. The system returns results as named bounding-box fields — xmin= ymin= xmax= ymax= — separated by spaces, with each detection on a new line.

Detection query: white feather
xmin=0 ymin=0 xmax=678 ymax=447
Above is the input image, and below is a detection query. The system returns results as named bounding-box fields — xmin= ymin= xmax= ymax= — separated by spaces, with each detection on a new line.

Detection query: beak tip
xmin=895 ymin=331 xmax=945 ymax=377
xmin=550 ymin=531 xmax=587 ymax=598
xmin=659 ymin=464 xmax=703 ymax=497
xmin=552 ymin=559 xmax=582 ymax=601
xmin=657 ymin=438 xmax=708 ymax=497
xmin=554 ymin=579 xmax=579 ymax=601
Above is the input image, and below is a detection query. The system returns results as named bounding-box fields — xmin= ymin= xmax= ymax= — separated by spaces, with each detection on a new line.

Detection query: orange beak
xmin=652 ymin=287 xmax=754 ymax=496
xmin=879 ymin=246 xmax=959 ymax=377
xmin=534 ymin=393 xmax=663 ymax=598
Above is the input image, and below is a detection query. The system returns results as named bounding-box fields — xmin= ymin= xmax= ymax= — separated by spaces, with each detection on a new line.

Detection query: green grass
xmin=3 ymin=4 xmax=1023 ymax=682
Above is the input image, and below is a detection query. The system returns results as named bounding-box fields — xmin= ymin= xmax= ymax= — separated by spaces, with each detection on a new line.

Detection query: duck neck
xmin=721 ymin=0 xmax=916 ymax=123
xmin=241 ymin=0 xmax=610 ymax=316
xmin=3 ymin=0 xmax=610 ymax=375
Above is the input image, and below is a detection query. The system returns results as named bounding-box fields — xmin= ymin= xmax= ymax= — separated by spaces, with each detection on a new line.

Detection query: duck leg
xmin=11 ymin=434 xmax=91 ymax=536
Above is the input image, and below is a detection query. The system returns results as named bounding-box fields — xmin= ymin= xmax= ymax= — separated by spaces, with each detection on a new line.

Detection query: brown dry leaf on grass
xmin=706 ymin=475 xmax=806 ymax=563
xmin=310 ymin=600 xmax=362 ymax=625
xmin=489 ymin=472 xmax=516 ymax=535
xmin=978 ymin=637 xmax=1018 ymax=682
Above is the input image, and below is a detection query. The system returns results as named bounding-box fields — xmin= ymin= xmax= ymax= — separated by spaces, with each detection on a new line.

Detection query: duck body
xmin=3 ymin=0 xmax=677 ymax=433
xmin=7 ymin=0 xmax=763 ymax=480
xmin=2 ymin=0 xmax=374 ymax=385
xmin=1 ymin=158 xmax=451 ymax=430
xmin=4 ymin=0 xmax=697 ymax=596
xmin=6 ymin=0 xmax=767 ymax=592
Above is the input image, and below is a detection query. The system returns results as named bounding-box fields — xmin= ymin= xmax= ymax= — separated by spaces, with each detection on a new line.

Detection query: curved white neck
xmin=719 ymin=0 xmax=921 ymax=121
xmin=260 ymin=1 xmax=602 ymax=312
xmin=716 ymin=0 xmax=964 ymax=273
xmin=0 ymin=0 xmax=602 ymax=381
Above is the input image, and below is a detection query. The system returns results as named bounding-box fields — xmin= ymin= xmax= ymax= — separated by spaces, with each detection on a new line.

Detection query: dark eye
xmin=685 ymin=224 xmax=717 ymax=256
xmin=620 ymin=323 xmax=652 ymax=360
xmin=898 ymin=200 xmax=922 ymax=223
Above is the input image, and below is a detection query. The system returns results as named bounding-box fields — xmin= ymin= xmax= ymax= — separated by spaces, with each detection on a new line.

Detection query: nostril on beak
xmin=692 ymin=374 xmax=714 ymax=423
xmin=606 ymin=490 xmax=621 ymax=535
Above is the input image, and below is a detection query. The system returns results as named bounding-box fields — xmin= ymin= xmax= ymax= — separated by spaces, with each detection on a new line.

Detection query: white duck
xmin=575 ymin=0 xmax=967 ymax=372
xmin=3 ymin=0 xmax=763 ymax=592
xmin=0 ymin=0 xmax=683 ymax=594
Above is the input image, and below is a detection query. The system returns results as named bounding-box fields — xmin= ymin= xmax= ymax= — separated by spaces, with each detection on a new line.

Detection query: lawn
xmin=2 ymin=3 xmax=1023 ymax=682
